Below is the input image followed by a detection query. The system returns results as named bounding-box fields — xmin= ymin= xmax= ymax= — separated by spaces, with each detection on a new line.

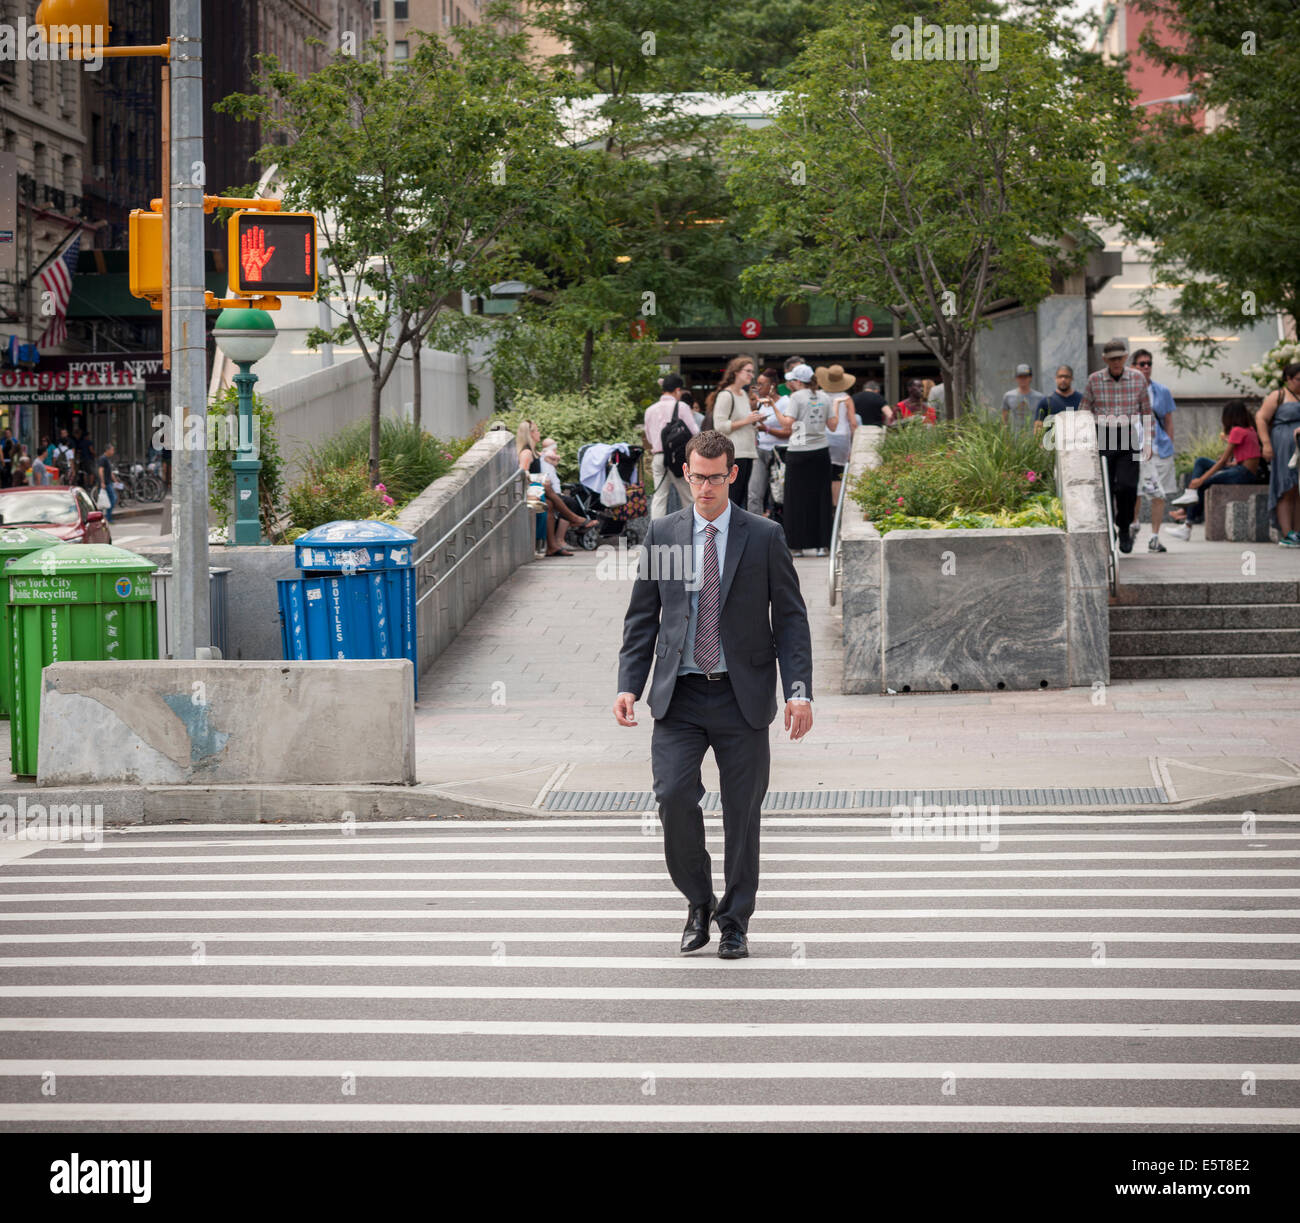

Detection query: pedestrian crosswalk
xmin=0 ymin=815 xmax=1297 ymax=1131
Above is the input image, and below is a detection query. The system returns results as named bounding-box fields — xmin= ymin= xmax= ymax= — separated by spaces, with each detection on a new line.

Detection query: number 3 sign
xmin=852 ymin=316 xmax=874 ymax=337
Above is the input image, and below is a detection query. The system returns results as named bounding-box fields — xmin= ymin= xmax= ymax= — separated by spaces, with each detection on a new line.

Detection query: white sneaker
xmin=791 ymin=549 xmax=805 ymax=557
xmin=1165 ymin=523 xmax=1191 ymax=540
xmin=815 ymin=547 xmax=828 ymax=557
xmin=1170 ymin=488 xmax=1199 ymax=507
xmin=1128 ymin=522 xmax=1141 ymax=540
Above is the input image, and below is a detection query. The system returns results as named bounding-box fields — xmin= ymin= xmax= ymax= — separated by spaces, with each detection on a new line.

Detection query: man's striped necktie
xmin=694 ymin=522 xmax=721 ymax=672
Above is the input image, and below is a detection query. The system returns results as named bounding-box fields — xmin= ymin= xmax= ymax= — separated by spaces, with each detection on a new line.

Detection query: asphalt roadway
xmin=0 ymin=813 xmax=1296 ymax=1133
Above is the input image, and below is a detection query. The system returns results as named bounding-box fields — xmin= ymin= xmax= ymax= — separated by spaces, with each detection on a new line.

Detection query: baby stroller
xmin=561 ymin=443 xmax=649 ymax=550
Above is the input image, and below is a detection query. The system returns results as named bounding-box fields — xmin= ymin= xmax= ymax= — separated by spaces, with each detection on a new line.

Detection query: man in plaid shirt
xmin=1080 ymin=337 xmax=1152 ymax=554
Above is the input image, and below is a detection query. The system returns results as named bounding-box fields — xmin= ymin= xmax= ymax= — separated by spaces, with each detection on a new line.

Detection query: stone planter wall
xmin=839 ymin=412 xmax=1109 ymax=693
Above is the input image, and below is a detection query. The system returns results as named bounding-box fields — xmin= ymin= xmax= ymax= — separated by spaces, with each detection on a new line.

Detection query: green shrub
xmin=852 ymin=416 xmax=1055 ymax=523
xmin=286 ymin=461 xmax=399 ymax=533
xmin=304 ymin=418 xmax=469 ymax=506
xmin=870 ymin=494 xmax=1065 ymax=536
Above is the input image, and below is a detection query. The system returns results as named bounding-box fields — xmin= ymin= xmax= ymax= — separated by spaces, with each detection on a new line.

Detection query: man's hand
xmin=613 ymin=693 xmax=638 ymax=726
xmin=784 ymin=700 xmax=813 ymax=741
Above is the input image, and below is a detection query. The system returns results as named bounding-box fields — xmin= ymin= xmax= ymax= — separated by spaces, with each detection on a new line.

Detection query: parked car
xmin=0 ymin=487 xmax=111 ymax=544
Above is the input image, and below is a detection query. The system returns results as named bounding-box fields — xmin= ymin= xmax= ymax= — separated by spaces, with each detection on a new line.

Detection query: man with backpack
xmin=645 ymin=373 xmax=699 ymax=519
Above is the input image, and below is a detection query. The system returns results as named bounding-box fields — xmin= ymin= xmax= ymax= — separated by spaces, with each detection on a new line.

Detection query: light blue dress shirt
xmin=1148 ymin=380 xmax=1176 ymax=459
xmin=672 ymin=500 xmax=811 ymax=703
xmin=678 ymin=500 xmax=731 ymax=676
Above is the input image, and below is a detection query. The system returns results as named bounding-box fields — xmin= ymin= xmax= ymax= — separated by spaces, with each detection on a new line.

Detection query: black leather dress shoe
xmin=680 ymin=895 xmax=718 ymax=953
xmin=718 ymin=928 xmax=748 ymax=959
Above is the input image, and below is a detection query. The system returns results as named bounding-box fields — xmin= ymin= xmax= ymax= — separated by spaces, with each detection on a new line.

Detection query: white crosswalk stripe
xmin=1 ymin=816 xmax=1297 ymax=1131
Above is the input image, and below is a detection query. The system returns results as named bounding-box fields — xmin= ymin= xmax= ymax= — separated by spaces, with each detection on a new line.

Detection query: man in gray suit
xmin=613 ymin=430 xmax=814 ymax=959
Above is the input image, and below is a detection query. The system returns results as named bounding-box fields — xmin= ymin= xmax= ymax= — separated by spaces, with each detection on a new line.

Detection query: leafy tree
xmin=1125 ymin=0 xmax=1300 ymax=370
xmin=217 ymin=18 xmax=568 ymax=481
xmin=524 ymin=0 xmax=744 ymax=389
xmin=733 ymin=0 xmax=1134 ymax=414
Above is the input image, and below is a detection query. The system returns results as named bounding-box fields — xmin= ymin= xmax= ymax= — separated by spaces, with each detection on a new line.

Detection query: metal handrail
xmin=412 ymin=465 xmax=528 ymax=570
xmin=828 ymin=474 xmax=849 ymax=607
xmin=415 ymin=496 xmax=529 ymax=606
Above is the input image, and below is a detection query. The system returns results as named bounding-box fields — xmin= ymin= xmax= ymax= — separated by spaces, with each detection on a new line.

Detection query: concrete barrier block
xmin=882 ymin=528 xmax=1069 ymax=692
xmin=840 ymin=521 xmax=882 ymax=694
xmin=1205 ymin=484 xmax=1268 ymax=542
xmin=37 ymin=660 xmax=415 ymax=787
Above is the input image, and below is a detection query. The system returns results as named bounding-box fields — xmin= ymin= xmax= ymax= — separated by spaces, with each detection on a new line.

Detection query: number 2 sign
xmin=741 ymin=318 xmax=762 ymax=339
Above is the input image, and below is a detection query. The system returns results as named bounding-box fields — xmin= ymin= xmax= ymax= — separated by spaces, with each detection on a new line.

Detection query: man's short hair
xmin=685 ymin=429 xmax=735 ymax=470
xmin=1056 ymin=365 xmax=1073 ymax=376
xmin=661 ymin=373 xmax=684 ymax=393
xmin=783 ymin=356 xmax=805 ymax=373
xmin=863 ymin=380 xmax=882 ymax=393
xmin=1130 ymin=349 xmax=1152 ymax=365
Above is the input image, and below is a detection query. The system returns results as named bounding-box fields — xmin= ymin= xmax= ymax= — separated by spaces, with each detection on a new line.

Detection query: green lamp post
xmin=212 ymin=308 xmax=277 ymax=546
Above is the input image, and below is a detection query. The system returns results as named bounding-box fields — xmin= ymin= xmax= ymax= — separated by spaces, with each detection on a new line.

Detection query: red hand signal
xmin=240 ymin=225 xmax=276 ymax=283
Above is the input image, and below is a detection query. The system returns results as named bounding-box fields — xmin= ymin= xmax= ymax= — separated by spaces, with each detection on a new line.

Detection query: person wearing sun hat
xmin=816 ymin=364 xmax=858 ymax=503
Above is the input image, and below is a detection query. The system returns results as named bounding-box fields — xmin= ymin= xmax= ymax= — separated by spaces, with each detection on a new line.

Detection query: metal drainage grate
xmin=542 ymin=786 xmax=1169 ymax=811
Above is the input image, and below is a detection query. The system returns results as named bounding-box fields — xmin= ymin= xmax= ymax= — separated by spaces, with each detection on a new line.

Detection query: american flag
xmin=36 ymin=233 xmax=81 ymax=349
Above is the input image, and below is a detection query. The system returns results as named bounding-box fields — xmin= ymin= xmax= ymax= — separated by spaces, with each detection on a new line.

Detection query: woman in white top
xmin=707 ymin=354 xmax=764 ymax=508
xmin=771 ymin=363 xmax=833 ymax=556
xmin=818 ymin=364 xmax=858 ymax=506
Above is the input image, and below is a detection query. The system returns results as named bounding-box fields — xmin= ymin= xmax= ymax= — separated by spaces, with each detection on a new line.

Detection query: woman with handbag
xmin=517 ymin=420 xmax=598 ymax=557
xmin=1257 ymin=362 xmax=1300 ymax=547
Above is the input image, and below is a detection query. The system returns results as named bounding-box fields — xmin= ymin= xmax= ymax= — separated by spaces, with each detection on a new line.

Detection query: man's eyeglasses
xmin=685 ymin=472 xmax=730 ymax=487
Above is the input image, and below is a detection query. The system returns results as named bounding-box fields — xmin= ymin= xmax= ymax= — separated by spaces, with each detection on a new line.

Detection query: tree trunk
xmin=369 ymin=378 xmax=382 ymax=487
xmin=580 ymin=327 xmax=594 ymax=392
xmin=411 ymin=333 xmax=422 ymax=433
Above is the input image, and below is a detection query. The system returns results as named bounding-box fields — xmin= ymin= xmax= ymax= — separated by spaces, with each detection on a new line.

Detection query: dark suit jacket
xmin=617 ymin=505 xmax=814 ymax=730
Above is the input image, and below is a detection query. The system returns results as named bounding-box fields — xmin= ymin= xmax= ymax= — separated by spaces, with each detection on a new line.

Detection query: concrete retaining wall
xmin=396 ymin=426 xmax=534 ymax=679
xmin=36 ymin=660 xmax=415 ymax=786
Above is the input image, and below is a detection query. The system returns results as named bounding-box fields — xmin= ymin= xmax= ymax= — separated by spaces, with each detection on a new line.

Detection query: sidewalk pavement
xmin=412 ymin=537 xmax=1300 ymax=813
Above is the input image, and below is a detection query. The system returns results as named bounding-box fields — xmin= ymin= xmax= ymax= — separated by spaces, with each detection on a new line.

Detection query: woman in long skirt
xmin=771 ymin=363 xmax=833 ymax=556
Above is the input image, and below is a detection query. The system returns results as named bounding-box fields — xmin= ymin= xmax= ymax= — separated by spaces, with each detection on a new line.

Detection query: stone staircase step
xmin=1110 ymin=628 xmax=1300 ymax=657
xmin=1110 ymin=603 xmax=1300 ymax=631
xmin=1109 ymin=652 xmax=1300 ymax=679
xmin=1112 ymin=580 xmax=1299 ymax=607
xmin=1109 ymin=603 xmax=1300 ymax=631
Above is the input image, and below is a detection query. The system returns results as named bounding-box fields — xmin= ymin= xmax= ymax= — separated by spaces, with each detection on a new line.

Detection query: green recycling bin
xmin=0 ymin=527 xmax=63 ymax=718
xmin=7 ymin=544 xmax=158 ymax=778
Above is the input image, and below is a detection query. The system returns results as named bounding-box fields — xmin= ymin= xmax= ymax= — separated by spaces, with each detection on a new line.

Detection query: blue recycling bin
xmin=277 ymin=520 xmax=419 ymax=699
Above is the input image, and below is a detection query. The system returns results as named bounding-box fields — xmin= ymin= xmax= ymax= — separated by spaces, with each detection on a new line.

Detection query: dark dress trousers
xmin=617 ymin=504 xmax=813 ymax=932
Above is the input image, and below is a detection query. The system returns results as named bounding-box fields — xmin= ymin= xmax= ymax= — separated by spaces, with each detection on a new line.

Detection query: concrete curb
xmin=6 ymin=776 xmax=1297 ymax=828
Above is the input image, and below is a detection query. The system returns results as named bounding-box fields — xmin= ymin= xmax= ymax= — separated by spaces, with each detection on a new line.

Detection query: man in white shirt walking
xmin=644 ymin=373 xmax=699 ymax=519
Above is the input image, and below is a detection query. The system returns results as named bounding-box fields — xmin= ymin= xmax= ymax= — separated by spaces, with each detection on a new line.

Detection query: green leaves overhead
xmin=1125 ymin=0 xmax=1300 ymax=370
xmin=734 ymin=0 xmax=1133 ymax=410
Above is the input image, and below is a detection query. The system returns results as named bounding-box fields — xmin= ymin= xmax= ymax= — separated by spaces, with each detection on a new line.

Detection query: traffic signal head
xmin=228 ymin=212 xmax=318 ymax=297
xmin=128 ymin=208 xmax=162 ymax=300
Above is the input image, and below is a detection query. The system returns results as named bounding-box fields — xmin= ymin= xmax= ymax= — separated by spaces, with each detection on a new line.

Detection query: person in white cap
xmin=1001 ymin=363 xmax=1044 ymax=431
xmin=770 ymin=363 xmax=833 ymax=556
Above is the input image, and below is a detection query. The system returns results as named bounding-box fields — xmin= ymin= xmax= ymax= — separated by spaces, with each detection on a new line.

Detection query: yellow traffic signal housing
xmin=128 ymin=207 xmax=163 ymax=300
xmin=227 ymin=211 xmax=317 ymax=297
